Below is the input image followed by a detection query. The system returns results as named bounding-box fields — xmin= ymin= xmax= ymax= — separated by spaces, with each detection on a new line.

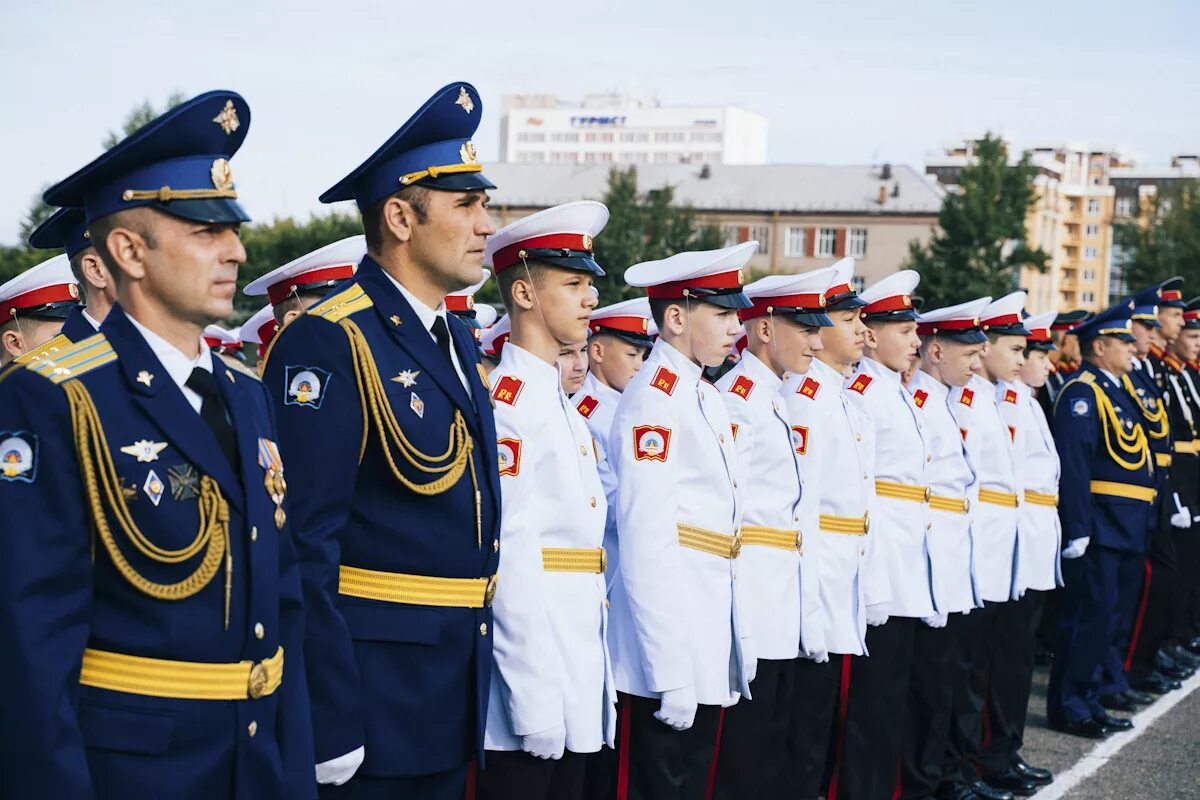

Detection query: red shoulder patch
xmin=492 ymin=375 xmax=525 ymax=406
xmin=497 ymin=438 xmax=522 ymax=477
xmin=958 ymin=387 xmax=974 ymax=407
xmin=848 ymin=374 xmax=873 ymax=395
xmin=797 ymin=376 xmax=821 ymax=400
xmin=633 ymin=425 xmax=672 ymax=462
xmin=651 ymin=367 xmax=678 ymax=396
xmin=1003 ymin=388 xmax=1018 ymax=404
xmin=912 ymin=389 xmax=929 ymax=408
xmin=576 ymin=395 xmax=599 ymax=419
xmin=730 ymin=374 xmax=755 ymax=400
xmin=791 ymin=425 xmax=809 ymax=455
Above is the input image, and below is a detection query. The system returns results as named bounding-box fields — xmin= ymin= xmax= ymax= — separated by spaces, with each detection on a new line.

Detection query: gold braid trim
xmin=1086 ymin=381 xmax=1150 ymax=472
xmin=63 ymin=380 xmax=234 ymax=627
xmin=1121 ymin=374 xmax=1169 ymax=440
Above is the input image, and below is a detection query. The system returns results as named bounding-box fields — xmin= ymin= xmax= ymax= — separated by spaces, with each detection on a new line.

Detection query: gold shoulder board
xmin=308 ymin=284 xmax=373 ymax=323
xmin=26 ymin=334 xmax=117 ymax=384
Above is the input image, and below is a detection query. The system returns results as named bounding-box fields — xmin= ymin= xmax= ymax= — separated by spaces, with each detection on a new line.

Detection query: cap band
xmin=862 ymin=294 xmax=913 ymax=315
xmin=981 ymin=313 xmax=1022 ymax=328
xmin=1026 ymin=327 xmax=1052 ymax=342
xmin=3 ymin=283 xmax=79 ymax=323
xmin=267 ymin=263 xmax=356 ymax=306
xmin=591 ymin=315 xmax=650 ymax=335
xmin=739 ymin=292 xmax=828 ymax=322
xmin=645 ymin=269 xmax=744 ymax=300
xmin=917 ymin=317 xmax=981 ymax=336
xmin=1163 ymin=289 xmax=1183 ymax=301
xmin=493 ymin=233 xmax=594 ymax=273
xmin=445 ymin=294 xmax=476 ymax=313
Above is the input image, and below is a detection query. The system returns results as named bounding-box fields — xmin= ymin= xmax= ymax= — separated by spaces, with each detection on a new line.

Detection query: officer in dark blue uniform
xmin=262 ymin=82 xmax=501 ymax=799
xmin=0 ymin=91 xmax=317 ymax=798
xmin=1038 ymin=309 xmax=1090 ymax=427
xmin=30 ymin=205 xmax=117 ymax=341
xmin=1047 ymin=307 xmax=1157 ymax=738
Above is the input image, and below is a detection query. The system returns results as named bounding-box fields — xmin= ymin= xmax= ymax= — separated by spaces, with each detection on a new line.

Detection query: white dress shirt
xmin=384 ymin=271 xmax=469 ymax=392
xmin=124 ymin=314 xmax=213 ymax=413
xmin=83 ymin=309 xmax=103 ymax=331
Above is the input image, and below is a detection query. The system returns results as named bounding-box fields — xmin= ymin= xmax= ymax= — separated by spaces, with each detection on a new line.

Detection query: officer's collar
xmin=808 ymin=354 xmax=846 ymax=383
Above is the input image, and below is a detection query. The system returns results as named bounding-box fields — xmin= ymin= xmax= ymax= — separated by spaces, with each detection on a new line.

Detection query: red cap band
xmin=2 ymin=283 xmax=79 ymax=323
xmin=591 ymin=315 xmax=650 ymax=335
xmin=738 ymin=292 xmax=827 ymax=322
xmin=445 ymin=294 xmax=475 ymax=313
xmin=267 ymin=264 xmax=356 ymax=306
xmin=485 ymin=332 xmax=510 ymax=356
xmin=492 ymin=233 xmax=594 ymax=273
xmin=1026 ymin=327 xmax=1052 ymax=342
xmin=981 ymin=313 xmax=1022 ymax=328
xmin=862 ymin=294 xmax=913 ymax=315
xmin=825 ymin=283 xmax=853 ymax=299
xmin=1163 ymin=289 xmax=1183 ymax=301
xmin=646 ymin=269 xmax=744 ymax=300
xmin=917 ymin=317 xmax=981 ymax=336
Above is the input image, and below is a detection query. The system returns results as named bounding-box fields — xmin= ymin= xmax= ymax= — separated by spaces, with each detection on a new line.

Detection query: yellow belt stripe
xmin=80 ymin=646 xmax=283 ymax=701
xmin=339 ymin=565 xmax=496 ymax=608
xmin=1023 ymin=490 xmax=1059 ymax=508
xmin=819 ymin=513 xmax=869 ymax=535
xmin=740 ymin=525 xmax=803 ymax=552
xmin=677 ymin=524 xmax=741 ymax=558
xmin=542 ymin=547 xmax=607 ymax=574
xmin=978 ymin=488 xmax=1020 ymax=508
xmin=875 ymin=480 xmax=931 ymax=503
xmin=929 ymin=494 xmax=970 ymax=514
xmin=1173 ymin=439 xmax=1200 ymax=455
xmin=1090 ymin=480 xmax=1156 ymax=503
xmin=1156 ymin=452 xmax=1174 ymax=468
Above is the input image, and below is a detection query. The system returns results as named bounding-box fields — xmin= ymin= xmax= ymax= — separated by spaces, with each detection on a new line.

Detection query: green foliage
xmin=905 ymin=133 xmax=1047 ymax=307
xmin=1114 ymin=180 xmax=1200 ymax=294
xmin=101 ymin=91 xmax=188 ymax=150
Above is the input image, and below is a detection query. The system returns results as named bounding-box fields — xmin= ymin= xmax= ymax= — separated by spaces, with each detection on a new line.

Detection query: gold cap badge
xmin=460 ymin=141 xmax=479 ymax=164
xmin=211 ymin=159 xmax=234 ymax=191
xmin=212 ymin=100 xmax=240 ymax=135
xmin=455 ymin=86 xmax=475 ymax=114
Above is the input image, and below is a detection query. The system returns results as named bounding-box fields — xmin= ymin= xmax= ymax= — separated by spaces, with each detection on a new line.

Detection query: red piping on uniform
xmin=1125 ymin=560 xmax=1154 ymax=671
xmin=981 ymin=685 xmax=992 ymax=747
xmin=892 ymin=758 xmax=903 ymax=800
xmin=617 ymin=695 xmax=632 ymax=800
xmin=463 ymin=757 xmax=476 ymax=800
xmin=826 ymin=654 xmax=854 ymax=800
xmin=704 ymin=707 xmax=726 ymax=800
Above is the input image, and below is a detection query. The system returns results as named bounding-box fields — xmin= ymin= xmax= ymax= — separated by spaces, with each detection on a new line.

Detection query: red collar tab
xmin=2 ymin=282 xmax=79 ymax=323
xmin=646 ymin=269 xmax=744 ymax=300
xmin=492 ymin=233 xmax=594 ymax=273
xmin=267 ymin=263 xmax=356 ymax=306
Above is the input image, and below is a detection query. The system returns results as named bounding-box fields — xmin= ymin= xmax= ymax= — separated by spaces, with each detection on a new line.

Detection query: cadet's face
xmin=1175 ymin=329 xmax=1200 ymax=361
xmin=410 ymin=190 xmax=495 ymax=293
xmin=557 ymin=342 xmax=588 ymax=394
xmin=538 ymin=269 xmax=598 ymax=344
xmin=940 ymin=341 xmax=985 ymax=387
xmin=1060 ymin=333 xmax=1080 ymax=361
xmin=684 ymin=303 xmax=741 ymax=368
xmin=869 ymin=320 xmax=921 ymax=373
xmin=982 ymin=335 xmax=1025 ymax=382
xmin=593 ymin=336 xmax=647 ymax=393
xmin=141 ymin=215 xmax=245 ymax=326
xmin=819 ymin=309 xmax=867 ymax=367
xmin=765 ymin=317 xmax=824 ymax=376
xmin=1160 ymin=308 xmax=1185 ymax=342
xmin=1019 ymin=349 xmax=1052 ymax=388
xmin=1131 ymin=321 xmax=1154 ymax=357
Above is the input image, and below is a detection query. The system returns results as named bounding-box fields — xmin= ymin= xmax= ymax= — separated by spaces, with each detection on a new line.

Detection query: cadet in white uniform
xmin=475 ymin=203 xmax=616 ymax=800
xmin=780 ymin=258 xmax=876 ymax=800
xmin=840 ymin=270 xmax=933 ymax=799
xmin=0 ymin=254 xmax=81 ymax=368
xmin=902 ymin=299 xmax=990 ymax=800
xmin=710 ymin=270 xmax=834 ymax=799
xmin=607 ymin=243 xmax=753 ymax=800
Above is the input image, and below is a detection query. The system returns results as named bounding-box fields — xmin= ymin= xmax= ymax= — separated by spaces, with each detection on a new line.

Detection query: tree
xmin=904 ymin=134 xmax=1047 ymax=308
xmin=101 ymin=91 xmax=188 ymax=149
xmin=1114 ymin=180 xmax=1200 ymax=293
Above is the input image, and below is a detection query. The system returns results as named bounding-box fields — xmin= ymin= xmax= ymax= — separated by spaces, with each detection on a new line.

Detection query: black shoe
xmin=938 ymin=786 xmax=981 ymax=800
xmin=984 ymin=768 xmax=1038 ymax=797
xmin=969 ymin=780 xmax=1015 ymax=800
xmin=1187 ymin=636 xmax=1200 ymax=654
xmin=1094 ymin=712 xmax=1134 ymax=732
xmin=1123 ymin=688 xmax=1156 ymax=705
xmin=1100 ymin=692 xmax=1137 ymax=712
xmin=1165 ymin=643 xmax=1200 ymax=668
xmin=1049 ymin=717 xmax=1109 ymax=738
xmin=1155 ymin=651 xmax=1195 ymax=679
xmin=1134 ymin=671 xmax=1180 ymax=694
xmin=1012 ymin=756 xmax=1053 ymax=785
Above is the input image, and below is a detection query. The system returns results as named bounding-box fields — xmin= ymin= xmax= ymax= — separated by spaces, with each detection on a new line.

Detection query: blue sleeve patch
xmin=284 ymin=365 xmax=332 ymax=409
xmin=1071 ymin=398 xmax=1090 ymax=418
xmin=0 ymin=431 xmax=38 ymax=482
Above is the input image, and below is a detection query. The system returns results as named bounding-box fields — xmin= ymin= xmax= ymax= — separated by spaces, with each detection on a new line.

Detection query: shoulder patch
xmin=492 ymin=375 xmax=525 ymax=406
xmin=791 ymin=425 xmax=809 ymax=455
xmin=0 ymin=431 xmax=38 ymax=483
xmin=308 ymin=283 xmax=373 ymax=322
xmin=633 ymin=425 xmax=671 ymax=462
xmin=958 ymin=387 xmax=975 ymax=407
xmin=497 ymin=438 xmax=522 ymax=477
xmin=848 ymin=373 xmax=873 ymax=395
xmin=1071 ymin=397 xmax=1090 ymax=418
xmin=729 ymin=374 xmax=755 ymax=400
xmin=13 ymin=333 xmax=72 ymax=366
xmin=284 ymin=365 xmax=332 ymax=409
xmin=1003 ymin=388 xmax=1018 ymax=404
xmin=1080 ymin=371 xmax=1096 ymax=384
xmin=27 ymin=334 xmax=116 ymax=385
xmin=797 ymin=376 xmax=821 ymax=400
xmin=576 ymin=395 xmax=599 ymax=418
xmin=651 ymin=367 xmax=678 ymax=396
xmin=912 ymin=389 xmax=929 ymax=408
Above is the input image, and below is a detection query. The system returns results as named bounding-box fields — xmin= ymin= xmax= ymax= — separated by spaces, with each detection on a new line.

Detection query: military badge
xmin=959 ymin=388 xmax=975 ymax=407
xmin=497 ymin=438 xmax=522 ymax=477
xmin=633 ymin=425 xmax=671 ymax=462
xmin=0 ymin=432 xmax=37 ymax=483
xmin=1071 ymin=398 xmax=1090 ymax=418
xmin=576 ymin=395 xmax=598 ymax=419
xmin=1008 ymin=425 xmax=1017 ymax=442
xmin=392 ymin=369 xmax=420 ymax=388
xmin=959 ymin=428 xmax=968 ymax=441
xmin=257 ymin=438 xmax=287 ymax=529
xmin=848 ymin=374 xmax=873 ymax=395
xmin=730 ymin=375 xmax=755 ymax=400
xmin=455 ymin=86 xmax=475 ymax=114
xmin=791 ymin=425 xmax=809 ymax=456
xmin=285 ymin=365 xmax=332 ymax=409
xmin=136 ymin=370 xmax=154 ymax=387
xmin=912 ymin=389 xmax=929 ymax=408
xmin=1003 ymin=388 xmax=1018 ymax=404
xmin=651 ymin=367 xmax=678 ymax=397
xmin=493 ymin=375 xmax=525 ymax=406
xmin=731 ymin=423 xmax=739 ymax=441
xmin=212 ymin=99 xmax=241 ymax=134
xmin=167 ymin=464 xmax=200 ymax=501
xmin=119 ymin=439 xmax=169 ymax=463
xmin=143 ymin=469 xmax=165 ymax=507
xmin=410 ymin=393 xmax=425 ymax=419
xmin=797 ymin=376 xmax=821 ymax=400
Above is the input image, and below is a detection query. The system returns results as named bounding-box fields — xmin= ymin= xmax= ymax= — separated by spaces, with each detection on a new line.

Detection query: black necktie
xmin=431 ymin=316 xmax=454 ymax=364
xmin=186 ymin=367 xmax=240 ymax=473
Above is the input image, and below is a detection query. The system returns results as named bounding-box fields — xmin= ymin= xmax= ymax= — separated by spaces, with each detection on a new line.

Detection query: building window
xmin=750 ymin=225 xmax=770 ymax=256
xmin=550 ymin=151 xmax=578 ymax=163
xmin=654 ymin=132 xmax=672 ymax=143
xmin=785 ymin=227 xmax=807 ymax=258
xmin=689 ymin=132 xmax=722 ymax=143
xmin=847 ymin=228 xmax=868 ymax=258
xmin=1084 ymin=247 xmax=1099 ymax=260
xmin=584 ymin=132 xmax=614 ymax=143
xmin=516 ymin=132 xmax=545 ymax=143
xmin=517 ymin=151 xmax=545 ymax=163
xmin=1083 ymin=268 xmax=1097 ymax=281
xmin=1085 ymin=224 xmax=1099 ymax=238
xmin=619 ymin=132 xmax=649 ymax=143
xmin=851 ymin=277 xmax=866 ymax=293
xmin=816 ymin=228 xmax=838 ymax=257
xmin=1116 ymin=196 xmax=1135 ymax=217
xmin=551 ymin=132 xmax=579 ymax=143
xmin=653 ymin=152 xmax=670 ymax=163
xmin=1082 ymin=291 xmax=1095 ymax=304
xmin=721 ymin=224 xmax=769 ymax=255
xmin=1086 ymin=198 xmax=1101 ymax=215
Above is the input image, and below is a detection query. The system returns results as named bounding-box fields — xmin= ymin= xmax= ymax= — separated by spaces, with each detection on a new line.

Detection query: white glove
xmin=521 ymin=724 xmax=566 ymax=760
xmin=805 ymin=649 xmax=830 ymax=664
xmin=866 ymin=604 xmax=889 ymax=627
xmin=1062 ymin=536 xmax=1090 ymax=560
xmin=316 ymin=745 xmax=365 ymax=785
xmin=654 ymin=685 xmax=698 ymax=731
xmin=1171 ymin=493 xmax=1193 ymax=529
xmin=921 ymin=613 xmax=948 ymax=629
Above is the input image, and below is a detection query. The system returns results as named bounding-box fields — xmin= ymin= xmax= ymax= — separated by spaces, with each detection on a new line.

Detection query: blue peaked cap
xmin=1074 ymin=305 xmax=1136 ymax=343
xmin=319 ymin=82 xmax=495 ymax=212
xmin=43 ymin=90 xmax=251 ymax=226
xmin=28 ymin=207 xmax=92 ymax=259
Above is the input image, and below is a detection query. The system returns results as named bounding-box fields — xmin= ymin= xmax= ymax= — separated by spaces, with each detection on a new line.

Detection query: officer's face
xmin=818 ymin=309 xmax=867 ymax=368
xmin=591 ymin=336 xmax=647 ymax=392
xmin=1160 ymin=308 xmax=1185 ymax=342
xmin=866 ymin=320 xmax=920 ymax=373
xmin=1018 ymin=349 xmax=1052 ymax=388
xmin=981 ymin=334 xmax=1025 ymax=382
xmin=679 ymin=303 xmax=741 ymax=368
xmin=409 ymin=190 xmax=495 ymax=293
xmin=536 ymin=268 xmax=598 ymax=344
xmin=1131 ymin=321 xmax=1154 ymax=357
xmin=1094 ymin=337 xmax=1136 ymax=375
xmin=557 ymin=341 xmax=588 ymax=394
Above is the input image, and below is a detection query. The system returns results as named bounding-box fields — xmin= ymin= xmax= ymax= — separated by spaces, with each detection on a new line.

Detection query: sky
xmin=2 ymin=0 xmax=1197 ymax=244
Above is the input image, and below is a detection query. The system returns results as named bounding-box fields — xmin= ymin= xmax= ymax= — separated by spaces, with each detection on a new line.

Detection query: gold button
xmin=254 ymin=623 xmax=264 ymax=640
xmin=590 ymin=497 xmax=597 ymax=508
xmin=856 ymin=433 xmax=862 ymax=442
xmin=926 ymin=454 xmax=932 ymax=463
xmin=860 ymin=548 xmax=866 ymax=556
xmin=580 ymin=445 xmax=588 ymax=456
xmin=250 ymin=526 xmax=258 ymax=542
xmin=863 ymin=472 xmax=868 ymax=480
xmin=493 ymin=540 xmax=499 ymax=553
xmin=247 ymin=720 xmax=258 ymax=737
xmin=480 ymin=623 xmax=488 ymax=636
xmin=733 ymin=480 xmax=738 ymax=488
xmin=604 ymin=599 xmax=611 ymax=609
xmin=720 ymin=434 xmax=726 ymax=443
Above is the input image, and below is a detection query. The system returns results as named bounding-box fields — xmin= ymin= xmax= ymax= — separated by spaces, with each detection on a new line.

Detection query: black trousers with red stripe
xmin=474 ymin=749 xmax=591 ymax=800
xmin=828 ymin=617 xmax=916 ymax=800
xmin=976 ymin=592 xmax=1043 ymax=777
xmin=613 ymin=692 xmax=722 ymax=800
xmin=1128 ymin=529 xmax=1178 ymax=680
xmin=783 ymin=656 xmax=841 ymax=799
xmin=900 ymin=614 xmax=967 ymax=799
xmin=944 ymin=602 xmax=994 ymax=789
xmin=710 ymin=658 xmax=792 ymax=799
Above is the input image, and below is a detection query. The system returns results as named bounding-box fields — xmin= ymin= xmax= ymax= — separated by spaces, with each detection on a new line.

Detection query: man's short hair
xmin=272 ymin=295 xmax=306 ymax=326
xmin=496 ymin=261 xmax=550 ymax=314
xmin=68 ymin=249 xmax=92 ymax=302
xmin=88 ymin=209 xmax=158 ymax=278
xmin=362 ymin=185 xmax=430 ymax=253
xmin=649 ymin=297 xmax=685 ymax=330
